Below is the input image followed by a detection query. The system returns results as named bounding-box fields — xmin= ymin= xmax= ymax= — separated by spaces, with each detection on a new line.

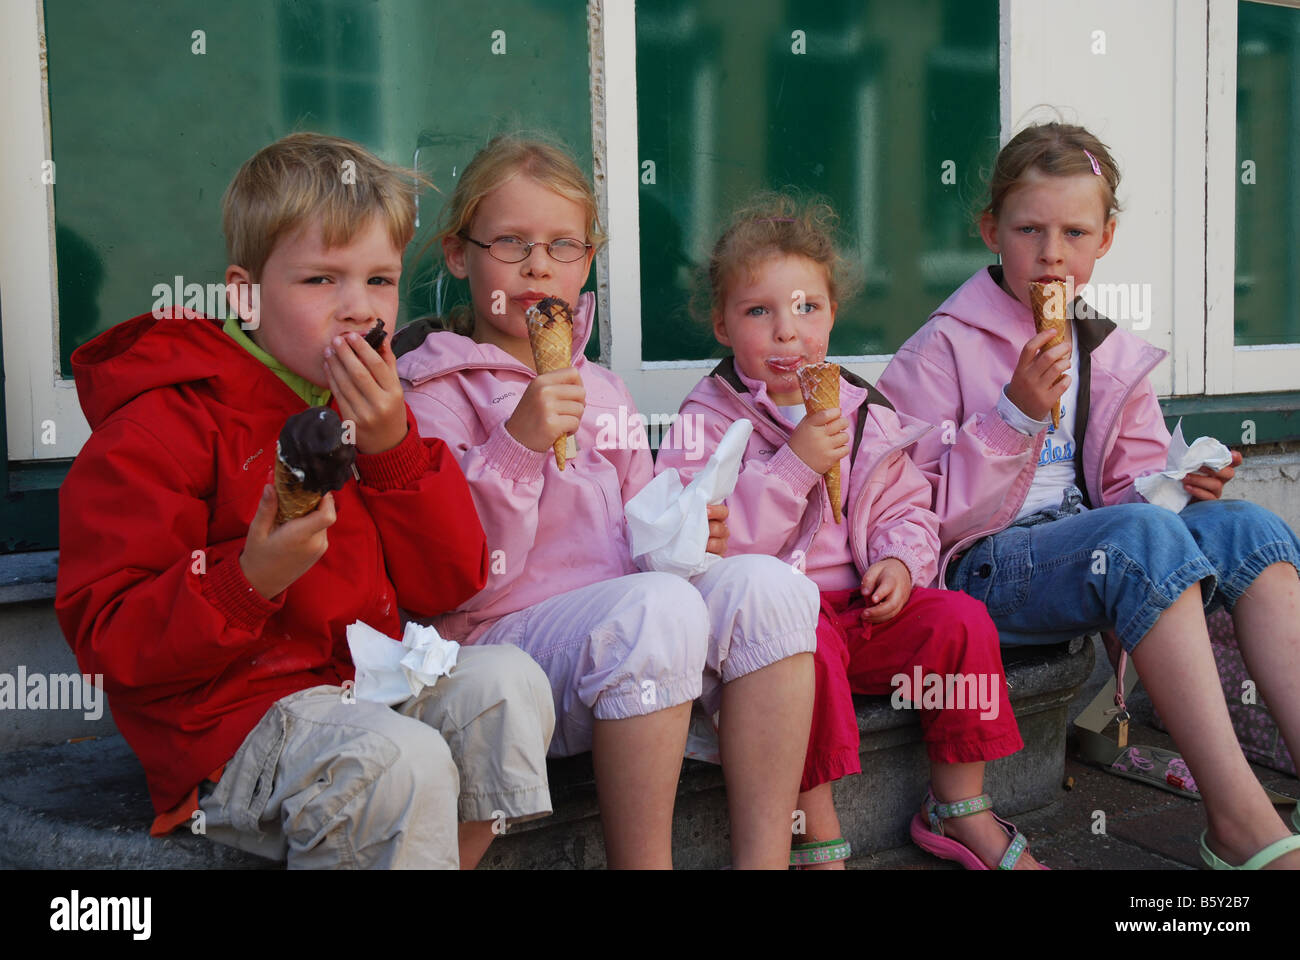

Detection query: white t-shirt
xmin=996 ymin=328 xmax=1088 ymax=521
xmin=776 ymin=404 xmax=807 ymax=425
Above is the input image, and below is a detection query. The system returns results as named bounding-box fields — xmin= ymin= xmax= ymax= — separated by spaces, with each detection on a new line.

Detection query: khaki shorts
xmin=198 ymin=644 xmax=554 ymax=869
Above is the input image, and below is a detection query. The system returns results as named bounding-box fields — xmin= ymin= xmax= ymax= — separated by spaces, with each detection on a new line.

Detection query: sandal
xmin=910 ymin=789 xmax=1045 ymax=870
xmin=1199 ymin=830 xmax=1300 ymax=870
xmin=790 ymin=838 xmax=852 ymax=869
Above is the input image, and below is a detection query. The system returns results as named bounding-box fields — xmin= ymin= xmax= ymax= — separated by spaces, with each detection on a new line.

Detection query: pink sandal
xmin=910 ymin=789 xmax=1046 ymax=870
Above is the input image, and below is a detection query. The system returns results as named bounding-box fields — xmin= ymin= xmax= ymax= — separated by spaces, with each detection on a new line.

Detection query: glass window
xmin=635 ymin=0 xmax=999 ymax=362
xmin=44 ymin=0 xmax=593 ymax=372
xmin=1235 ymin=0 xmax=1300 ymax=346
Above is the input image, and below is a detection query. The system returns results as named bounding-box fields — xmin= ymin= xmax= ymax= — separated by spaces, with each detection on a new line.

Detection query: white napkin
xmin=1134 ymin=420 xmax=1234 ymax=513
xmin=625 ymin=418 xmax=754 ymax=578
xmin=346 ymin=620 xmax=460 ymax=705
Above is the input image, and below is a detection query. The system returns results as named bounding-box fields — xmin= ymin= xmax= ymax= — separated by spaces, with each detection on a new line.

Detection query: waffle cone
xmin=1028 ymin=281 xmax=1069 ymax=429
xmin=797 ymin=362 xmax=843 ymax=524
xmin=526 ymin=303 xmax=575 ymax=470
xmin=274 ymin=457 xmax=322 ymax=524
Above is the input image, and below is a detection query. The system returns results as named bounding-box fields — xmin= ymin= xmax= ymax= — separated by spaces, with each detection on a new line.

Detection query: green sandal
xmin=1199 ymin=830 xmax=1300 ymax=869
xmin=790 ymin=837 xmax=852 ymax=868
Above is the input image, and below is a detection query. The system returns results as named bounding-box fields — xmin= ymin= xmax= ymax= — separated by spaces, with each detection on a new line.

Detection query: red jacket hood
xmin=70 ymin=308 xmax=262 ymax=430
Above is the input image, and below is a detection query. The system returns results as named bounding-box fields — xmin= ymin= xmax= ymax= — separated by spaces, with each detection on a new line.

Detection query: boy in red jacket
xmin=55 ymin=133 xmax=555 ymax=869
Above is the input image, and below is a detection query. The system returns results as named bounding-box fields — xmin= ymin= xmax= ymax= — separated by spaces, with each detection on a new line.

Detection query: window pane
xmin=44 ymin=0 xmax=592 ymax=372
xmin=1235 ymin=1 xmax=1300 ymax=346
xmin=635 ymin=0 xmax=999 ymax=361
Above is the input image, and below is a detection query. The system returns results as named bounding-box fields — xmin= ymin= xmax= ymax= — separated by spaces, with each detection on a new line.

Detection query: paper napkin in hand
xmin=346 ymin=620 xmax=460 ymax=705
xmin=1134 ymin=420 xmax=1233 ymax=513
xmin=625 ymin=418 xmax=754 ymax=578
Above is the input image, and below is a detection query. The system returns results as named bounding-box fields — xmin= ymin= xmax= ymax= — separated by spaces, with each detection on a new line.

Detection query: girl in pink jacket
xmin=657 ymin=194 xmax=1039 ymax=870
xmin=396 ymin=136 xmax=819 ymax=869
xmin=879 ymin=122 xmax=1300 ymax=870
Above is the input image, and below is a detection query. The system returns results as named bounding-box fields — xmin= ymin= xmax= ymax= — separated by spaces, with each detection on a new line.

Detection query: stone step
xmin=0 ymin=640 xmax=1093 ymax=869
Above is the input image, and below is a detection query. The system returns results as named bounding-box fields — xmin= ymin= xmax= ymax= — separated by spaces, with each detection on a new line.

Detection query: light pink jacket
xmin=397 ymin=293 xmax=651 ymax=643
xmin=876 ymin=266 xmax=1171 ymax=586
xmin=655 ymin=357 xmax=941 ymax=592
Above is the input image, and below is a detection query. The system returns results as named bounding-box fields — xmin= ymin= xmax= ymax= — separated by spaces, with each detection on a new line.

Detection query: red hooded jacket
xmin=55 ymin=310 xmax=489 ymax=815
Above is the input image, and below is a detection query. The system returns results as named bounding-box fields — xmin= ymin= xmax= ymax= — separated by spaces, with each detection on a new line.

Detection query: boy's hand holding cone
xmin=525 ymin=297 xmax=579 ymax=470
xmin=796 ymin=361 xmax=846 ymax=523
xmin=1027 ymin=281 xmax=1070 ymax=428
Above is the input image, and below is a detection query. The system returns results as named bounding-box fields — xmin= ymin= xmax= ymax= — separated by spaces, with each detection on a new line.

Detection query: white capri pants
xmin=472 ymin=554 xmax=819 ymax=756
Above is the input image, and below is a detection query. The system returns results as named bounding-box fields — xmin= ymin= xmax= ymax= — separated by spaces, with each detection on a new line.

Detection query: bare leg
xmin=719 ymin=653 xmax=814 ymax=869
xmin=930 ymin=761 xmax=1041 ymax=869
xmin=591 ymin=702 xmax=692 ymax=869
xmin=794 ymin=782 xmax=846 ymax=870
xmin=458 ymin=820 xmax=495 ymax=870
xmin=1132 ymin=584 xmax=1300 ymax=868
xmin=1229 ymin=562 xmax=1300 ymax=766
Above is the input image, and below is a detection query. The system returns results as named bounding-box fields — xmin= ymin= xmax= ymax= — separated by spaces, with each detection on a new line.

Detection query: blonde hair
xmin=700 ymin=191 xmax=860 ymax=324
xmin=984 ymin=122 xmax=1122 ymax=221
xmin=222 ymin=132 xmax=425 ymax=280
xmin=428 ymin=133 xmax=606 ymax=337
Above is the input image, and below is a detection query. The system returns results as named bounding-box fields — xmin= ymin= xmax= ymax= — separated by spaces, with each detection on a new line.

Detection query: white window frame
xmin=1207 ymin=0 xmax=1300 ymax=394
xmin=7 ymin=0 xmax=1298 ymax=464
xmin=2 ymin=0 xmax=89 ymax=461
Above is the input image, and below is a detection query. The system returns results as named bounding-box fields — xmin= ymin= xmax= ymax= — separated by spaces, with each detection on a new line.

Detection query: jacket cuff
xmin=974 ymin=409 xmax=1038 ymax=456
xmin=874 ymin=545 xmax=928 ymax=593
xmin=996 ymin=385 xmax=1052 ymax=436
xmin=356 ymin=414 xmax=430 ymax=491
xmin=482 ymin=419 xmax=550 ymax=481
xmin=768 ymin=444 xmax=823 ymax=496
xmin=200 ymin=556 xmax=282 ymax=633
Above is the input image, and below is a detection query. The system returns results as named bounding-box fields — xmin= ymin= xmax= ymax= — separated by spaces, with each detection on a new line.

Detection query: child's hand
xmin=788 ymin=408 xmax=851 ymax=475
xmin=239 ymin=485 xmax=337 ymax=600
xmin=505 ymin=368 xmax=586 ymax=454
xmin=706 ymin=503 xmax=729 ymax=556
xmin=860 ymin=557 xmax=912 ymax=624
xmin=1182 ymin=450 xmax=1243 ymax=501
xmin=1005 ymin=329 xmax=1072 ymax=423
xmin=324 ymin=332 xmax=408 ymax=455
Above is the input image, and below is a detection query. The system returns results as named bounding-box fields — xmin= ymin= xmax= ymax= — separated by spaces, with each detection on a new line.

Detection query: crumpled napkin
xmin=1134 ymin=420 xmax=1234 ymax=513
xmin=346 ymin=620 xmax=460 ymax=705
xmin=625 ymin=418 xmax=754 ymax=578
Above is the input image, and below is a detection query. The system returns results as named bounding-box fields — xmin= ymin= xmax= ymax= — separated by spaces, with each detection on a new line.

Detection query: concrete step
xmin=0 ymin=640 xmax=1093 ymax=869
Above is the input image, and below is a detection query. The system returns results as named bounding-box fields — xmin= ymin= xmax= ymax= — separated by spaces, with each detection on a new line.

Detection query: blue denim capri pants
xmin=945 ymin=489 xmax=1300 ymax=653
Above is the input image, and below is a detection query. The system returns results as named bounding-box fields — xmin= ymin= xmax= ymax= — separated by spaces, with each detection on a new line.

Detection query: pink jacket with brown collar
xmin=876 ymin=266 xmax=1171 ymax=586
xmin=654 ymin=357 xmax=940 ymax=592
xmin=396 ymin=293 xmax=652 ymax=643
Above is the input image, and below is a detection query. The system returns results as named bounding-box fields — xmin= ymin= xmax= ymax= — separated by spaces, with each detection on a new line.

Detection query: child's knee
xmin=285 ymin=720 xmax=459 ymax=865
xmin=697 ymin=553 xmax=820 ymax=639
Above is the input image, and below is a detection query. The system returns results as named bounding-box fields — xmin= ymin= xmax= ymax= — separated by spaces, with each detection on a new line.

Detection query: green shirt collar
xmin=223 ymin=317 xmax=331 ymax=407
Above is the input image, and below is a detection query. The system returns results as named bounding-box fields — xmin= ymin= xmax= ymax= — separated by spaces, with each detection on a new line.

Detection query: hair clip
xmin=1083 ymin=149 xmax=1102 ymax=176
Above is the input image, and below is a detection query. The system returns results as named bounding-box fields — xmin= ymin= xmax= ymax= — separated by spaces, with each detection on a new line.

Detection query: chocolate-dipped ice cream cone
xmin=274 ymin=407 xmax=356 ymax=524
xmin=525 ymin=296 xmax=577 ymax=470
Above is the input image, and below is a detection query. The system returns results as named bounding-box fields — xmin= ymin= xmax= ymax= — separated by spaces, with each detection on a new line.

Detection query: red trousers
xmin=801 ymin=586 xmax=1024 ymax=793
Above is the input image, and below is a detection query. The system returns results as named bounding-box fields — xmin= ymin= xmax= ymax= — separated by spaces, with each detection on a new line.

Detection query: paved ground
xmin=850 ymin=722 xmax=1300 ymax=870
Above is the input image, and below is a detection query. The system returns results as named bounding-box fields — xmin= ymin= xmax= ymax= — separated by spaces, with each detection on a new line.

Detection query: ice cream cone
xmin=526 ymin=297 xmax=576 ymax=470
xmin=1028 ymin=280 xmax=1069 ymax=429
xmin=274 ymin=453 xmax=323 ymax=524
xmin=797 ymin=361 xmax=843 ymax=524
